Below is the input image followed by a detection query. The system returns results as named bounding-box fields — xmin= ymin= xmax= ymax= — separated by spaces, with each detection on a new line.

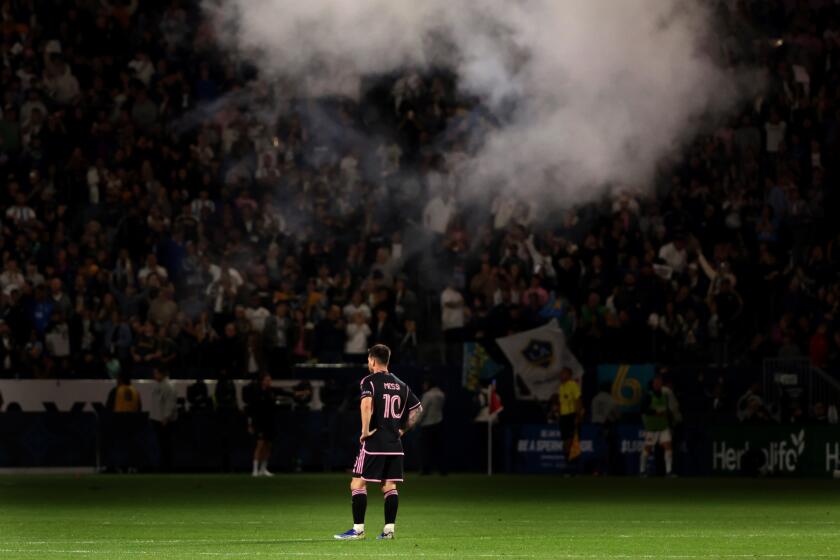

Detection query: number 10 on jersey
xmin=383 ymin=394 xmax=402 ymax=419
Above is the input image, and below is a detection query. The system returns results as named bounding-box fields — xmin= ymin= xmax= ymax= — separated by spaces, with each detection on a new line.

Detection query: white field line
xmin=4 ymin=532 xmax=840 ymax=545
xmin=4 ymin=519 xmax=840 ymax=528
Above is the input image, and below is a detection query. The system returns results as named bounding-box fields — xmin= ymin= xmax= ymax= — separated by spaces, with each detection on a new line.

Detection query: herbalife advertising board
xmin=710 ymin=426 xmax=840 ymax=477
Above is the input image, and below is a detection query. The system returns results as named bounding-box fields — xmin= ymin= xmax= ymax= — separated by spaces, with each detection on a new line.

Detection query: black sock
xmin=351 ymin=489 xmax=367 ymax=525
xmin=384 ymin=489 xmax=398 ymax=525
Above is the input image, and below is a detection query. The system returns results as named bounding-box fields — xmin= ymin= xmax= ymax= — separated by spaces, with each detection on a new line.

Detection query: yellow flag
xmin=569 ymin=433 xmax=582 ymax=460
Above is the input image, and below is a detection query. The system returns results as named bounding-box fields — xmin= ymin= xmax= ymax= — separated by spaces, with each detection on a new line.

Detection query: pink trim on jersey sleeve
xmin=362 ymin=450 xmax=405 ymax=456
xmin=359 ymin=374 xmax=373 ymax=399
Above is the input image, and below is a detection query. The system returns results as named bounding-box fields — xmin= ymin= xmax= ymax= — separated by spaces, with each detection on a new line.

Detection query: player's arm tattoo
xmin=402 ymin=405 xmax=423 ymax=435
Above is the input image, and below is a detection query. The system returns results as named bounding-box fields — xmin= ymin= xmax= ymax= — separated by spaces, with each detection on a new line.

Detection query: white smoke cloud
xmin=205 ymin=0 xmax=746 ymax=206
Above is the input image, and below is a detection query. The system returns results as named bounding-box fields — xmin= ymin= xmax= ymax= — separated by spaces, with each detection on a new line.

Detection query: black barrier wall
xmin=3 ymin=411 xmax=839 ymax=478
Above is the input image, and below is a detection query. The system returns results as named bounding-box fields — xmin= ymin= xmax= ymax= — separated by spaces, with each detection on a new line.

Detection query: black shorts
xmin=253 ymin=420 xmax=276 ymax=442
xmin=352 ymin=447 xmax=404 ymax=482
xmin=559 ymin=414 xmax=577 ymax=440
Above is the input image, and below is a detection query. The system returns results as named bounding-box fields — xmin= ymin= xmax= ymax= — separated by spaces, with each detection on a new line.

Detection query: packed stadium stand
xmin=0 ymin=0 xmax=838 ymax=430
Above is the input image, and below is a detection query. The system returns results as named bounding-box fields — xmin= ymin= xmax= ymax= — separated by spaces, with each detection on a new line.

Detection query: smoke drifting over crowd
xmin=205 ymin=0 xmax=745 ymax=205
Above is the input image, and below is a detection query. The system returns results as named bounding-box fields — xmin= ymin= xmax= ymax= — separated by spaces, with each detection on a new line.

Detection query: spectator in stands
xmin=288 ymin=380 xmax=314 ymax=472
xmin=314 ymin=305 xmax=345 ymax=364
xmin=107 ymin=375 xmax=142 ymax=413
xmin=48 ymin=279 xmax=72 ymax=320
xmin=342 ymin=291 xmax=371 ymax=323
xmin=149 ymin=366 xmax=178 ymax=472
xmin=0 ymin=320 xmax=18 ymax=377
xmin=370 ymin=308 xmax=397 ymax=350
xmin=441 ymin=280 xmax=465 ymax=364
xmin=138 ymin=254 xmax=168 ymax=286
xmin=131 ymin=323 xmax=161 ymax=378
xmin=216 ymin=323 xmax=246 ymax=376
xmin=423 ymin=187 xmax=457 ymax=236
xmin=214 ymin=368 xmax=240 ymax=471
xmin=591 ymin=383 xmax=620 ymax=425
xmin=393 ymin=276 xmax=417 ymax=325
xmin=263 ymin=303 xmax=291 ymax=375
xmin=44 ymin=311 xmax=71 ymax=370
xmin=104 ymin=374 xmax=143 ymax=473
xmin=591 ymin=382 xmax=620 ymax=475
xmin=0 ymin=0 xmax=833 ymax=443
xmin=187 ymin=379 xmax=212 ymax=412
xmin=245 ymin=295 xmax=270 ymax=334
xmin=246 ymin=372 xmax=277 ymax=477
xmin=737 ymin=383 xmax=771 ymax=424
xmin=289 ymin=308 xmax=313 ymax=364
xmin=104 ymin=312 xmax=133 ymax=363
xmin=397 ymin=318 xmax=420 ymax=365
xmin=0 ymin=260 xmax=25 ymax=294
xmin=658 ymin=235 xmax=688 ymax=276
xmin=148 ymin=286 xmax=178 ymax=328
xmin=5 ymin=194 xmax=36 ymax=228
xmin=344 ymin=312 xmax=371 ymax=363
xmin=419 ymin=377 xmax=447 ymax=475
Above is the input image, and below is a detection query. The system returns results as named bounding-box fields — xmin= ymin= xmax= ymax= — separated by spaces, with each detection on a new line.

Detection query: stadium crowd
xmin=0 ymin=0 xmax=838 ymax=392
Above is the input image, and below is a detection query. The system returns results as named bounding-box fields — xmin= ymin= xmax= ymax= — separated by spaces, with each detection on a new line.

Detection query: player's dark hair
xmin=368 ymin=344 xmax=391 ymax=366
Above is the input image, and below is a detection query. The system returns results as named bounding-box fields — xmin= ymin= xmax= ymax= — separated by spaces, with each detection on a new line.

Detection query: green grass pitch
xmin=1 ymin=474 xmax=839 ymax=559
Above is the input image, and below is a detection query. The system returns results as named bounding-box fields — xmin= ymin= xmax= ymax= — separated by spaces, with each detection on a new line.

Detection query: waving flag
xmin=496 ymin=319 xmax=583 ymax=401
xmin=462 ymin=342 xmax=504 ymax=391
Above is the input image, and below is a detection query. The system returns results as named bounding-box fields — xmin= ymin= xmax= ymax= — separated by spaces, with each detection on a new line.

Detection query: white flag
xmin=496 ymin=319 xmax=583 ymax=401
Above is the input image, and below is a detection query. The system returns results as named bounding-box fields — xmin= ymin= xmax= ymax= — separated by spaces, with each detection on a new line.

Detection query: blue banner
xmin=597 ymin=364 xmax=656 ymax=412
xmin=616 ymin=424 xmax=646 ymax=475
xmin=508 ymin=424 xmax=604 ymax=473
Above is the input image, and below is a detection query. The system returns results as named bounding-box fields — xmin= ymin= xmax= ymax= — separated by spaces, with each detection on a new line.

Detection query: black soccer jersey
xmin=359 ymin=372 xmax=421 ymax=454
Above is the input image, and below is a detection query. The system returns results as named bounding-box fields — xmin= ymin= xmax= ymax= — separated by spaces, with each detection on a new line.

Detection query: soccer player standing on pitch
xmin=335 ymin=344 xmax=422 ymax=541
xmin=639 ymin=375 xmax=674 ymax=476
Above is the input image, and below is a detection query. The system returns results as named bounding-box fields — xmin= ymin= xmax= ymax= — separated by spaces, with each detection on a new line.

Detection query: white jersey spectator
xmin=138 ymin=256 xmax=169 ymax=285
xmin=0 ymin=262 xmax=25 ymax=293
xmin=42 ymin=59 xmax=80 ymax=105
xmin=343 ymin=293 xmax=372 ymax=322
xmin=420 ymin=385 xmax=446 ymax=427
xmin=5 ymin=196 xmax=36 ymax=225
xmin=207 ymin=264 xmax=244 ymax=289
xmin=246 ymin=304 xmax=271 ymax=333
xmin=191 ymin=193 xmax=216 ymax=219
xmin=45 ymin=320 xmax=71 ymax=358
xmin=423 ymin=193 xmax=456 ymax=235
xmin=658 ymin=239 xmax=688 ymax=275
xmin=149 ymin=373 xmax=178 ymax=424
xmin=440 ymin=286 xmax=465 ymax=331
xmin=345 ymin=315 xmax=371 ymax=355
xmin=128 ymin=52 xmax=155 ymax=85
xmin=590 ymin=388 xmax=620 ymax=424
xmin=492 ymin=195 xmax=517 ymax=230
